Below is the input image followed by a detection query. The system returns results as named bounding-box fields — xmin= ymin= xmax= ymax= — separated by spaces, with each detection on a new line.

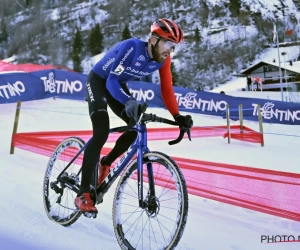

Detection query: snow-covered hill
xmin=1 ymin=0 xmax=300 ymax=90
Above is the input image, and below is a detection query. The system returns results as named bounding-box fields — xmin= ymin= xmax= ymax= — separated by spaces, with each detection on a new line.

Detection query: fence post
xmin=257 ymin=104 xmax=264 ymax=147
xmin=239 ymin=104 xmax=243 ymax=133
xmin=226 ymin=103 xmax=231 ymax=144
xmin=10 ymin=101 xmax=22 ymax=154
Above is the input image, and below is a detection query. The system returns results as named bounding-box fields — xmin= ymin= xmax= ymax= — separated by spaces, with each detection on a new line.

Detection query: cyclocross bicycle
xmin=43 ymin=108 xmax=192 ymax=250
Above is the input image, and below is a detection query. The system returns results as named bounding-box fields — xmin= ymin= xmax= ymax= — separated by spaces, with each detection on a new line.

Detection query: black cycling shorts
xmin=85 ymin=71 xmax=131 ymax=124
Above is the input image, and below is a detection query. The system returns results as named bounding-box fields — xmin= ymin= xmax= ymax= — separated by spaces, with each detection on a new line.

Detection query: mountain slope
xmin=0 ymin=0 xmax=299 ymax=90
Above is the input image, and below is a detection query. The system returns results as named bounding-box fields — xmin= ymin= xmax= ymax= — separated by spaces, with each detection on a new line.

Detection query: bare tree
xmin=48 ymin=38 xmax=68 ymax=66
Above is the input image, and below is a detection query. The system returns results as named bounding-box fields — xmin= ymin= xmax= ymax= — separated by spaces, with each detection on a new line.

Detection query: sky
xmin=1 ymin=97 xmax=300 ymax=250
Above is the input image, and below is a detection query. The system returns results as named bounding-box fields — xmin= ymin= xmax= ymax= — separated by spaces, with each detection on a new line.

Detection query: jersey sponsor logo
xmin=112 ymin=47 xmax=134 ymax=75
xmin=86 ymin=82 xmax=95 ymax=102
xmin=126 ymin=67 xmax=150 ymax=76
xmin=113 ymin=64 xmax=125 ymax=75
xmin=102 ymin=57 xmax=115 ymax=71
xmin=137 ymin=55 xmax=145 ymax=61
xmin=120 ymin=47 xmax=134 ymax=65
xmin=135 ymin=62 xmax=141 ymax=66
xmin=123 ymin=71 xmax=141 ymax=78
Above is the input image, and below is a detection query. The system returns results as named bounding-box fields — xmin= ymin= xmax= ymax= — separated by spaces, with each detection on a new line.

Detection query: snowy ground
xmin=1 ymin=98 xmax=300 ymax=250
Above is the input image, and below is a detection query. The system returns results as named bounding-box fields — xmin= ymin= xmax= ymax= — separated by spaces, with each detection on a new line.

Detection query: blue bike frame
xmin=58 ymin=122 xmax=153 ymax=209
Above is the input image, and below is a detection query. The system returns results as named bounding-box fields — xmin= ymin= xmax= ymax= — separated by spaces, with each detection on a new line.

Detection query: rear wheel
xmin=112 ymin=151 xmax=189 ymax=250
xmin=43 ymin=137 xmax=84 ymax=226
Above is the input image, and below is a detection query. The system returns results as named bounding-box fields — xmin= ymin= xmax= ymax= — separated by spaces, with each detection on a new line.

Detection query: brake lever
xmin=117 ymin=103 xmax=148 ymax=133
xmin=187 ymin=128 xmax=192 ymax=141
xmin=185 ymin=115 xmax=193 ymax=141
xmin=140 ymin=103 xmax=148 ymax=113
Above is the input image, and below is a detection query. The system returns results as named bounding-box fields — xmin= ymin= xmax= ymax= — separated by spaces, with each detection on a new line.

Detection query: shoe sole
xmin=74 ymin=201 xmax=98 ymax=215
xmin=83 ymin=212 xmax=97 ymax=219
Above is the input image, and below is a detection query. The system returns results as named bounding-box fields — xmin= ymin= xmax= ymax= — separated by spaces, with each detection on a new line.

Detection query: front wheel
xmin=112 ymin=151 xmax=189 ymax=250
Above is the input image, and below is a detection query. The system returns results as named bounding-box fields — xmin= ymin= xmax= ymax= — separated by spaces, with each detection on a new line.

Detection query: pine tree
xmin=93 ymin=23 xmax=104 ymax=54
xmin=121 ymin=24 xmax=132 ymax=41
xmin=0 ymin=18 xmax=8 ymax=42
xmin=199 ymin=0 xmax=209 ymax=27
xmin=0 ymin=48 xmax=4 ymax=59
xmin=73 ymin=27 xmax=83 ymax=55
xmin=87 ymin=27 xmax=94 ymax=54
xmin=25 ymin=0 xmax=31 ymax=6
xmin=194 ymin=27 xmax=201 ymax=45
xmin=229 ymin=0 xmax=241 ymax=17
xmin=171 ymin=62 xmax=179 ymax=86
xmin=72 ymin=27 xmax=83 ymax=72
xmin=72 ymin=53 xmax=82 ymax=73
xmin=88 ymin=23 xmax=104 ymax=56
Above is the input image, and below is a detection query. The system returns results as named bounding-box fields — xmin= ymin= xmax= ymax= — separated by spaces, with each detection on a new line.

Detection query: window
xmin=263 ymin=65 xmax=278 ymax=72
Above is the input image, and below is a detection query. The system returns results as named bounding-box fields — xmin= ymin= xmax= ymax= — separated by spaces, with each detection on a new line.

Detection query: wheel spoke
xmin=113 ymin=152 xmax=188 ymax=249
xmin=43 ymin=137 xmax=84 ymax=226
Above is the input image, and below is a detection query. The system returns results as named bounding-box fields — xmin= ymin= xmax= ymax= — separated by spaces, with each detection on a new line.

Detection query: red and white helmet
xmin=150 ymin=18 xmax=184 ymax=44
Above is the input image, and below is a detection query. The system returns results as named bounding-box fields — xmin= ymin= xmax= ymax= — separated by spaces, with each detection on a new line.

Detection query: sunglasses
xmin=154 ymin=36 xmax=177 ymax=51
xmin=163 ymin=40 xmax=177 ymax=51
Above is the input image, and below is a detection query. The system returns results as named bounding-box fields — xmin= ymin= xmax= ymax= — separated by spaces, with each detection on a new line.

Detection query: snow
xmin=211 ymin=76 xmax=247 ymax=93
xmin=254 ymin=46 xmax=300 ymax=65
xmin=248 ymin=0 xmax=300 ymax=20
xmin=1 ymin=98 xmax=300 ymax=249
xmin=50 ymin=8 xmax=60 ymax=21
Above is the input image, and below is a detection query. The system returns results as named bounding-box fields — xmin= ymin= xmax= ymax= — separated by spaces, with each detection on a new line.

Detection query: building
xmin=239 ymin=60 xmax=300 ymax=92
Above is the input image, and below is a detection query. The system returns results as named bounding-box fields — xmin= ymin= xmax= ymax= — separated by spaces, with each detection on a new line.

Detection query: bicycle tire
xmin=112 ymin=151 xmax=189 ymax=250
xmin=43 ymin=137 xmax=84 ymax=226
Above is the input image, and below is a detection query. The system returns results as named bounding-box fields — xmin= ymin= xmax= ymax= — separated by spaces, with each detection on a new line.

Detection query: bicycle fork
xmin=137 ymin=150 xmax=160 ymax=219
xmin=136 ymin=125 xmax=157 ymax=212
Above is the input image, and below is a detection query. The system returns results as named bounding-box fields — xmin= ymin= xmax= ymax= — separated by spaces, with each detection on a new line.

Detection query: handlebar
xmin=117 ymin=112 xmax=192 ymax=145
xmin=87 ymin=96 xmax=192 ymax=144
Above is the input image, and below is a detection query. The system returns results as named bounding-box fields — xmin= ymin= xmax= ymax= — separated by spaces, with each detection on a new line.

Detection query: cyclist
xmin=75 ymin=18 xmax=193 ymax=213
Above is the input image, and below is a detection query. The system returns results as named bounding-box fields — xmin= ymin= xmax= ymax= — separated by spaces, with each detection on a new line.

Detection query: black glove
xmin=174 ymin=114 xmax=193 ymax=130
xmin=174 ymin=114 xmax=193 ymax=141
xmin=124 ymin=99 xmax=142 ymax=122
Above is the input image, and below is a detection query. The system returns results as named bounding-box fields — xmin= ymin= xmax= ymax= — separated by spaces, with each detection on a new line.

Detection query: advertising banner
xmin=0 ymin=69 xmax=86 ymax=103
xmin=128 ymin=81 xmax=300 ymax=125
xmin=1 ymin=70 xmax=300 ymax=125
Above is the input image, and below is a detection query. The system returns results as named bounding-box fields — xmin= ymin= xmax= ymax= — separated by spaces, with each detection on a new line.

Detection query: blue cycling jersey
xmin=92 ymin=38 xmax=165 ymax=104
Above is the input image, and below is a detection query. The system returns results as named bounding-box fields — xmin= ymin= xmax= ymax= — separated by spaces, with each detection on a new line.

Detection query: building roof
xmin=239 ymin=60 xmax=300 ymax=75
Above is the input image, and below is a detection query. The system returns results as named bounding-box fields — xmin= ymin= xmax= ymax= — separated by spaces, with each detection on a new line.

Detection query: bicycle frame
xmin=57 ymin=122 xmax=153 ymax=209
xmin=97 ymin=122 xmax=153 ymax=208
xmin=45 ymin=111 xmax=190 ymax=249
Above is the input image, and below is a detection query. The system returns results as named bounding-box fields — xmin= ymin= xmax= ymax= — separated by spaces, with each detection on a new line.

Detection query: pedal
xmin=96 ymin=196 xmax=103 ymax=204
xmin=83 ymin=212 xmax=97 ymax=219
xmin=96 ymin=192 xmax=104 ymax=204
